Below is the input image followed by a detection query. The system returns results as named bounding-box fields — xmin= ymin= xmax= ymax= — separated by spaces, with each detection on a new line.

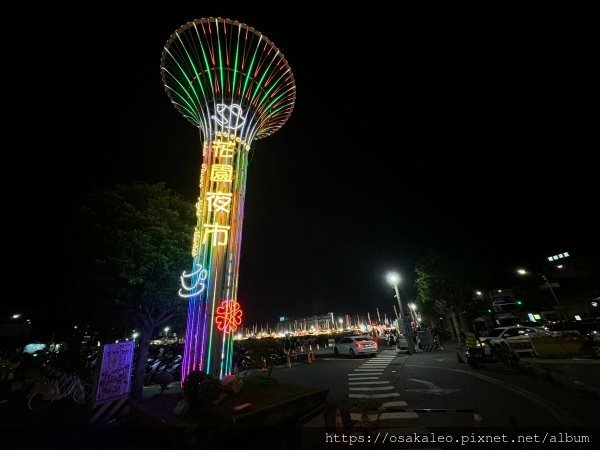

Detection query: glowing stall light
xmin=215 ymin=300 xmax=243 ymax=333
xmin=162 ymin=17 xmax=295 ymax=380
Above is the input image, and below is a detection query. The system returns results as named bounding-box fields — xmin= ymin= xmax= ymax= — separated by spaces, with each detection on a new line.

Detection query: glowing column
xmin=162 ymin=18 xmax=295 ymax=379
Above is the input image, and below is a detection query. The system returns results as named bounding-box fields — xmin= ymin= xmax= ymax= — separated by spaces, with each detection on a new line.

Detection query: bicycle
xmin=27 ymin=373 xmax=91 ymax=411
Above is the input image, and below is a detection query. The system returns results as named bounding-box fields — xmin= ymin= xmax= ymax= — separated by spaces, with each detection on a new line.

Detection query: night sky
xmin=7 ymin=11 xmax=597 ymax=326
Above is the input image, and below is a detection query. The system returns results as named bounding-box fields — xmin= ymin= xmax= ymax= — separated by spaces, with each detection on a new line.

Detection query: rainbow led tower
xmin=161 ymin=18 xmax=295 ymax=379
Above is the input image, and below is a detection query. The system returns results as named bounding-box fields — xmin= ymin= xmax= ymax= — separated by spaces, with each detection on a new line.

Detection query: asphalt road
xmin=271 ymin=346 xmax=600 ymax=431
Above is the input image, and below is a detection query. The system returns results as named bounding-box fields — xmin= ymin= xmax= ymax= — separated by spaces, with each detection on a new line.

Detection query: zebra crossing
xmin=344 ymin=351 xmax=443 ymax=449
xmin=347 ymin=351 xmax=419 ymax=422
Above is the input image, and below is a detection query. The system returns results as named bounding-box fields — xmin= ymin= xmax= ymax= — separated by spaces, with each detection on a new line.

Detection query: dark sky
xmin=7 ymin=11 xmax=597 ymax=325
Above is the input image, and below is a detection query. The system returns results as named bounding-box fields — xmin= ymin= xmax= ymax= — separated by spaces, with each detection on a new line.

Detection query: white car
xmin=334 ymin=336 xmax=378 ymax=357
xmin=482 ymin=326 xmax=547 ymax=356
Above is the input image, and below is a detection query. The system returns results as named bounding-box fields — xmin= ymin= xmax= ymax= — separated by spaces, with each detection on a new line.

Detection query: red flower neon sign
xmin=215 ymin=300 xmax=243 ymax=334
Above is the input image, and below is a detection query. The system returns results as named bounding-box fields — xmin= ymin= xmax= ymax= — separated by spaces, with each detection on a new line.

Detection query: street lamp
xmin=11 ymin=314 xmax=21 ymax=319
xmin=475 ymin=291 xmax=483 ymax=297
xmin=386 ymin=272 xmax=416 ymax=353
xmin=164 ymin=326 xmax=170 ymax=337
xmin=517 ymin=268 xmax=566 ymax=319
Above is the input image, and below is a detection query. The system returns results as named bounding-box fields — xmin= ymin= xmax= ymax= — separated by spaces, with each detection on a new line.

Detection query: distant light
xmin=515 ymin=300 xmax=523 ymax=305
xmin=74 ymin=325 xmax=78 ymax=329
xmin=11 ymin=314 xmax=21 ymax=319
xmin=517 ymin=269 xmax=527 ymax=275
xmin=528 ymin=313 xmax=536 ymax=322
xmin=558 ymin=254 xmax=564 ymax=259
xmin=132 ymin=332 xmax=139 ymax=339
xmin=556 ymin=265 xmax=563 ymax=269
xmin=476 ymin=291 xmax=482 ymax=296
xmin=592 ymin=302 xmax=598 ymax=307
xmin=487 ymin=309 xmax=492 ymax=313
xmin=409 ymin=303 xmax=416 ymax=310
xmin=553 ymin=256 xmax=558 ymax=260
xmin=564 ymin=252 xmax=569 ymax=257
xmin=338 ymin=318 xmax=343 ymax=324
xmin=164 ymin=326 xmax=170 ymax=333
xmin=574 ymin=315 xmax=582 ymax=321
xmin=497 ymin=290 xmax=502 ymax=293
xmin=547 ymin=257 xmax=553 ymax=262
xmin=533 ymin=314 xmax=542 ymax=320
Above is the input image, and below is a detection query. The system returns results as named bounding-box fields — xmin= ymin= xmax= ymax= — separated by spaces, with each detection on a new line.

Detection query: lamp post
xmin=517 ymin=269 xmax=566 ymax=320
xmin=386 ymin=272 xmax=416 ymax=354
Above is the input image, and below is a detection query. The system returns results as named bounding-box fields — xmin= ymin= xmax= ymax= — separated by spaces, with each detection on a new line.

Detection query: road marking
xmin=346 ymin=377 xmax=380 ymax=381
xmin=349 ymin=386 xmax=394 ymax=391
xmin=350 ymin=412 xmax=419 ymax=421
xmin=348 ymin=373 xmax=381 ymax=376
xmin=405 ymin=364 xmax=582 ymax=427
xmin=348 ymin=381 xmax=390 ymax=385
xmin=349 ymin=392 xmax=400 ymax=398
xmin=405 ymin=378 xmax=459 ymax=395
xmin=354 ymin=369 xmax=384 ymax=372
xmin=381 ymin=400 xmax=408 ymax=408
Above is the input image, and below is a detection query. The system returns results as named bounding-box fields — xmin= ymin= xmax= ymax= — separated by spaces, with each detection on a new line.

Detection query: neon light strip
xmin=166 ymin=18 xmax=295 ymax=380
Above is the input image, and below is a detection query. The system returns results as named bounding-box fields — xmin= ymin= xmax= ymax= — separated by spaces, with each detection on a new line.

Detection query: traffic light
xmin=487 ymin=309 xmax=492 ymax=313
xmin=515 ymin=300 xmax=523 ymax=305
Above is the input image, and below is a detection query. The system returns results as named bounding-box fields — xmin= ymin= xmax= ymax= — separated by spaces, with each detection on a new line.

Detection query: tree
xmin=79 ymin=182 xmax=194 ymax=399
xmin=414 ymin=254 xmax=481 ymax=340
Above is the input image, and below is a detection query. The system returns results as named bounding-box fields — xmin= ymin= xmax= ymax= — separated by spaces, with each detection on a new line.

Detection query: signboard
xmin=417 ymin=330 xmax=433 ymax=346
xmin=93 ymin=341 xmax=135 ymax=404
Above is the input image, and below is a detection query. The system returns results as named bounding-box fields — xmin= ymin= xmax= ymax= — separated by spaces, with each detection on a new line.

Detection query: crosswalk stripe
xmin=349 ymin=386 xmax=394 ymax=391
xmin=346 ymin=377 xmax=380 ymax=380
xmin=348 ymin=381 xmax=390 ymax=385
xmin=348 ymin=372 xmax=380 ymax=376
xmin=354 ymin=369 xmax=384 ymax=372
xmin=381 ymin=400 xmax=407 ymax=408
xmin=349 ymin=392 xmax=400 ymax=398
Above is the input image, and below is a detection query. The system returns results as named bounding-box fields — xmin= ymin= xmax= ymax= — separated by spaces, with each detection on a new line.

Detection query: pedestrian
xmin=386 ymin=333 xmax=392 ymax=349
xmin=283 ymin=335 xmax=292 ymax=368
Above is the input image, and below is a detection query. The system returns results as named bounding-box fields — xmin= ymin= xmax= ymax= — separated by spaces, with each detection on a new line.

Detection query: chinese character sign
xmin=181 ymin=130 xmax=251 ymax=380
xmin=94 ymin=341 xmax=134 ymax=404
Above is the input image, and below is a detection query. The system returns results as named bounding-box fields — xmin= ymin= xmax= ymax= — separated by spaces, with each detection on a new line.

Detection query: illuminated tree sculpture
xmin=161 ymin=18 xmax=295 ymax=379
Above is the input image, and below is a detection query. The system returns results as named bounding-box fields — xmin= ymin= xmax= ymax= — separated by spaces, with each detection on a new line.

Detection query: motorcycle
xmin=464 ymin=346 xmax=485 ymax=368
